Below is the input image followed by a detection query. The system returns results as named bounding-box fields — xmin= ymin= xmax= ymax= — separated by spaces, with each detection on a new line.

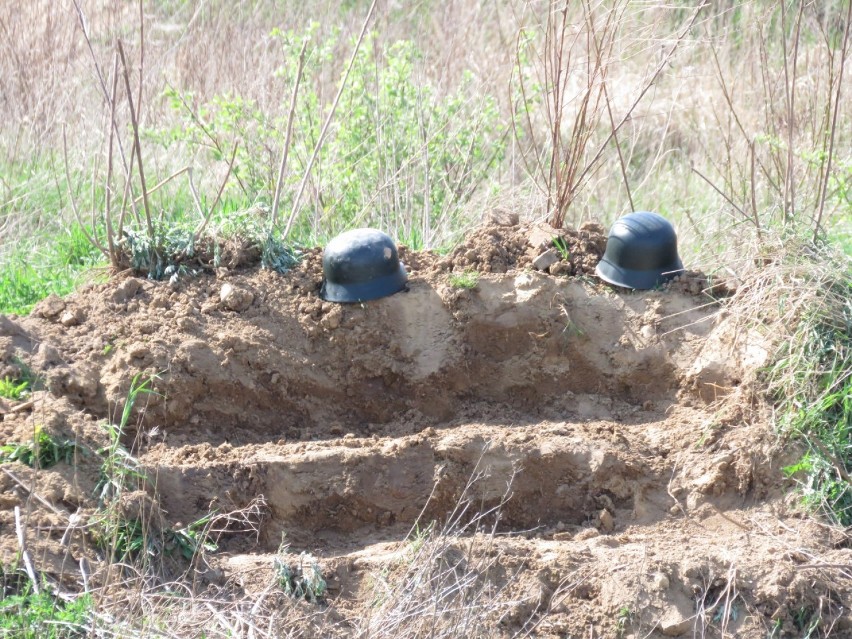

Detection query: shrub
xmin=154 ymin=26 xmax=507 ymax=248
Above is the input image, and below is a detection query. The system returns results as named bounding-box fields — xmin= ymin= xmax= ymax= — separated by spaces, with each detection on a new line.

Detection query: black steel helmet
xmin=320 ymin=228 xmax=408 ymax=303
xmin=595 ymin=211 xmax=684 ymax=290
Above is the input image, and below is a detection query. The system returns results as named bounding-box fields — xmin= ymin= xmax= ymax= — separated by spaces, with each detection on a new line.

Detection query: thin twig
xmin=282 ymin=0 xmax=378 ymax=239
xmin=164 ymin=82 xmax=249 ymax=196
xmin=105 ymin=51 xmax=120 ymax=264
xmin=132 ymin=167 xmax=191 ymax=206
xmin=271 ymin=39 xmax=308 ymax=228
xmin=781 ymin=2 xmax=804 ymax=224
xmin=62 ymin=126 xmax=105 ymax=255
xmin=3 ymin=468 xmax=66 ymax=516
xmin=117 ymin=39 xmax=155 ymax=248
xmin=586 ymin=0 xmax=634 ymax=212
xmin=691 ymin=167 xmax=747 ymax=218
xmin=137 ymin=0 xmax=145 ymax=125
xmin=574 ymin=2 xmax=708 ymax=197
xmin=14 ymin=505 xmax=39 ymax=594
xmin=193 ymin=141 xmax=239 ymax=242
xmin=71 ymin=0 xmax=134 ymax=204
xmin=814 ymin=0 xmax=852 ymax=239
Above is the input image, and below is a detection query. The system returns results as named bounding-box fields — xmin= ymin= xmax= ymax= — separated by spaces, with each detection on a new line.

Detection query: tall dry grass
xmin=2 ymin=0 xmax=849 ymax=263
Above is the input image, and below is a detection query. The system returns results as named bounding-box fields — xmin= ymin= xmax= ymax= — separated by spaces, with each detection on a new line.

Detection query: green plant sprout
xmin=449 ymin=270 xmax=479 ymax=289
xmin=0 ymin=426 xmax=78 ymax=469
xmin=0 ymin=378 xmax=29 ymax=400
xmin=553 ymin=236 xmax=571 ymax=261
xmin=615 ymin=605 xmax=632 ymax=638
xmin=273 ymin=535 xmax=327 ymax=603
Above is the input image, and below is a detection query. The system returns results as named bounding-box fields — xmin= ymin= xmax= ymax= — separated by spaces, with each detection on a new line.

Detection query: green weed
xmin=122 ymin=223 xmax=200 ymax=282
xmin=448 ymin=270 xmax=479 ymax=289
xmin=91 ymin=374 xmax=156 ymax=564
xmin=766 ymin=244 xmax=852 ymax=524
xmin=94 ymin=517 xmax=149 ymax=562
xmin=167 ymin=514 xmax=219 ymax=560
xmin=273 ymin=536 xmax=327 ymax=603
xmin=92 ymin=512 xmax=218 ymax=563
xmin=791 ymin=605 xmax=821 ymax=637
xmin=553 ymin=236 xmax=571 ymax=261
xmin=274 ymin=552 xmax=327 ymax=603
xmin=0 ymin=587 xmax=91 ymax=639
xmin=0 ymin=426 xmax=78 ymax=469
xmin=0 ymin=377 xmax=29 ymax=400
xmin=95 ymin=373 xmax=158 ymax=504
xmin=91 ymin=373 xmax=220 ymax=565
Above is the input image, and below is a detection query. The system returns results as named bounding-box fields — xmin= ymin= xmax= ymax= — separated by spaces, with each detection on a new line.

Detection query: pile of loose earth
xmin=1 ymin=220 xmax=849 ymax=637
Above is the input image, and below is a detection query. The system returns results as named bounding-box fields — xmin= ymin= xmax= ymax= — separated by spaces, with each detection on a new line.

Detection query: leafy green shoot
xmin=0 ymin=426 xmax=79 ymax=469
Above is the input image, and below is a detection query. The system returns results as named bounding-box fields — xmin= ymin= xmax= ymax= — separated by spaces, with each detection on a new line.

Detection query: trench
xmin=118 ymin=274 xmax=739 ymax=549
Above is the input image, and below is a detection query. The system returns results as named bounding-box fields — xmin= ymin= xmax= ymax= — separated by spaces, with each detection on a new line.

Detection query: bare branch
xmin=282 ymin=0 xmax=379 ymax=239
xmin=271 ymin=40 xmax=308 ymax=228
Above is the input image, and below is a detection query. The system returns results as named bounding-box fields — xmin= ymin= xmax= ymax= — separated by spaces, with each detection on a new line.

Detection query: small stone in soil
xmin=533 ymin=249 xmax=560 ymax=271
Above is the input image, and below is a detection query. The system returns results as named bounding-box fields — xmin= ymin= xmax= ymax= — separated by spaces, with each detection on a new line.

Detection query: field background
xmin=1 ymin=0 xmax=850 ymax=314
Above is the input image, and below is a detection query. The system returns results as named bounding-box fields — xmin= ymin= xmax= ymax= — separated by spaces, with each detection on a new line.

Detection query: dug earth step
xmin=3 ymin=260 xmax=835 ymax=639
xmin=146 ymin=410 xmax=783 ymax=552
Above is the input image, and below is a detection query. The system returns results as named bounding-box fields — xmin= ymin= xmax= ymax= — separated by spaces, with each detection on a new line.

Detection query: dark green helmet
xmin=595 ymin=211 xmax=684 ymax=290
xmin=320 ymin=228 xmax=408 ymax=303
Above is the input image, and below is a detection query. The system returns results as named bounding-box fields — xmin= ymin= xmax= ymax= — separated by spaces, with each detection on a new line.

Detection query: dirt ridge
xmin=1 ymin=222 xmax=849 ymax=637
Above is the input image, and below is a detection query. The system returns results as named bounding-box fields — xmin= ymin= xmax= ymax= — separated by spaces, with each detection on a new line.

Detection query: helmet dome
xmin=320 ymin=228 xmax=408 ymax=303
xmin=595 ymin=212 xmax=684 ymax=290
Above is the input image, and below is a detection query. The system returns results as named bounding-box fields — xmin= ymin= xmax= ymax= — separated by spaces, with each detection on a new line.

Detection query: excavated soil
xmin=1 ymin=221 xmax=850 ymax=637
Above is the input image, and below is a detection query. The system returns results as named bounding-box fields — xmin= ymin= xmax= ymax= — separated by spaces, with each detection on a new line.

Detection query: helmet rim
xmin=320 ymin=262 xmax=408 ymax=302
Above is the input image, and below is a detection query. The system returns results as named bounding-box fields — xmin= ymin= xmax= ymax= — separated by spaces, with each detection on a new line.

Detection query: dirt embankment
xmin=1 ymin=220 xmax=849 ymax=637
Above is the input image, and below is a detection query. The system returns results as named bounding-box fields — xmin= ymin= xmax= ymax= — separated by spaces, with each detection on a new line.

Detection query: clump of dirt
xmin=1 ymin=222 xmax=850 ymax=637
xmin=438 ymin=219 xmax=607 ymax=277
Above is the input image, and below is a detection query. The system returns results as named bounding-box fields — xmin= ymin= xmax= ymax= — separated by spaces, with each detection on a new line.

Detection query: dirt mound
xmin=1 ymin=225 xmax=849 ymax=637
xmin=439 ymin=219 xmax=607 ymax=276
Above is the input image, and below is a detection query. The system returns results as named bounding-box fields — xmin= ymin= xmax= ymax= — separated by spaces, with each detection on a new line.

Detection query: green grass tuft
xmin=448 ymin=270 xmax=479 ymax=289
xmin=766 ymin=243 xmax=852 ymax=524
xmin=0 ymin=223 xmax=105 ymax=315
xmin=0 ymin=426 xmax=79 ymax=469
xmin=0 ymin=588 xmax=91 ymax=639
xmin=0 ymin=377 xmax=29 ymax=400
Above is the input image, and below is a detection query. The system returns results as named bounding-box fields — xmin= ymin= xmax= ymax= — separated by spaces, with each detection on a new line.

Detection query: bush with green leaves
xmin=152 ymin=25 xmax=507 ymax=248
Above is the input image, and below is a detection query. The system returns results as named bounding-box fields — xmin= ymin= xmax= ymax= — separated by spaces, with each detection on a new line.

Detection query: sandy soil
xmin=1 ymin=220 xmax=849 ymax=637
